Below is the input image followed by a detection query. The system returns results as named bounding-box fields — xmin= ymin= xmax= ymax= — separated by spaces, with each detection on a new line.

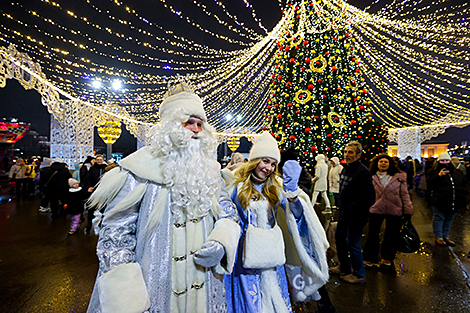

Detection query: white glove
xmin=194 ymin=241 xmax=225 ymax=268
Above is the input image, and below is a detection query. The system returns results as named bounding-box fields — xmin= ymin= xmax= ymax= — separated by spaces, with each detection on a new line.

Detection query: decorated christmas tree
xmin=264 ymin=1 xmax=383 ymax=169
xmin=360 ymin=120 xmax=389 ymax=164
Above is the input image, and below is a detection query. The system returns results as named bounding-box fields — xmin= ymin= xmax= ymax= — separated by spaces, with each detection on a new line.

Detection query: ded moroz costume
xmin=86 ymin=82 xmax=240 ymax=313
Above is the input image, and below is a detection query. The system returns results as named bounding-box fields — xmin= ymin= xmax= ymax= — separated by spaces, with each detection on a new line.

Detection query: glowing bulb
xmin=112 ymin=81 xmax=122 ymax=90
xmin=92 ymin=81 xmax=101 ymax=88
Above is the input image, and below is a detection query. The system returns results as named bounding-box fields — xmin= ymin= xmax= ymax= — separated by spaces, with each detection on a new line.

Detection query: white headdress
xmin=159 ymin=80 xmax=207 ymax=122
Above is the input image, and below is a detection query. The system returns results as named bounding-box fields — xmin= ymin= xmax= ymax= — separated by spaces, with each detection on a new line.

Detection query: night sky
xmin=0 ymin=0 xmax=468 ymax=152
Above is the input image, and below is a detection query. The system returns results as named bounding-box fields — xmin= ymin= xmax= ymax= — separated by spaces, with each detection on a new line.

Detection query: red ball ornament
xmin=315 ymin=60 xmax=320 ymax=65
xmin=267 ymin=105 xmax=271 ymax=109
xmin=274 ymin=103 xmax=279 ymax=108
xmin=289 ymin=135 xmax=296 ymax=141
xmin=303 ymin=40 xmax=309 ymax=46
xmin=354 ymin=97 xmax=358 ymax=102
xmin=322 ymin=95 xmax=326 ymax=99
xmin=318 ymin=79 xmax=322 ymax=83
xmin=305 ymin=127 xmax=311 ymax=133
xmin=352 ymin=58 xmax=356 ymax=61
xmin=277 ymin=114 xmax=282 ymax=119
xmin=262 ymin=126 xmax=267 ymax=130
xmin=350 ymin=120 xmax=356 ymax=125
xmin=331 ymin=66 xmax=338 ymax=71
xmin=284 ymin=47 xmax=290 ymax=52
xmin=324 ymin=52 xmax=329 ymax=56
xmin=295 ymin=46 xmax=299 ymax=50
xmin=362 ymin=89 xmax=368 ymax=94
xmin=333 ymin=37 xmax=337 ymax=41
xmin=326 ymin=147 xmax=331 ymax=151
xmin=305 ymin=58 xmax=311 ymax=64
xmin=296 ymin=110 xmax=300 ymax=114
xmin=345 ymin=32 xmax=350 ymax=37
xmin=359 ymin=105 xmax=365 ymax=111
xmin=314 ymin=115 xmax=319 ymax=120
xmin=337 ymin=87 xmax=342 ymax=91
xmin=327 ymin=133 xmax=332 ymax=138
xmin=278 ymin=75 xmax=282 ymax=80
xmin=289 ymin=58 xmax=295 ymax=64
xmin=276 ymin=135 xmax=281 ymax=140
xmin=286 ymin=81 xmax=292 ymax=87
xmin=311 ymin=146 xmax=317 ymax=152
xmin=358 ymin=135 xmax=362 ymax=139
xmin=286 ymin=124 xmax=290 ymax=128
xmin=344 ymin=134 xmax=348 ymax=138
xmin=308 ymin=84 xmax=314 ymax=90
xmin=287 ymin=102 xmax=293 ymax=108
xmin=301 ymin=66 xmax=305 ymax=71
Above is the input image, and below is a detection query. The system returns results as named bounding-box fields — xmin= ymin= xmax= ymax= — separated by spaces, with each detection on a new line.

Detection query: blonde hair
xmin=234 ymin=158 xmax=282 ymax=209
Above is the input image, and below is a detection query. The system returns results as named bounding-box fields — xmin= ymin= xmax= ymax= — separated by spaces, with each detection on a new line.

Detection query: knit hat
xmin=248 ymin=132 xmax=280 ymax=163
xmin=53 ymin=157 xmax=62 ymax=163
xmin=159 ymin=82 xmax=207 ymax=122
xmin=331 ymin=157 xmax=340 ymax=166
xmin=68 ymin=178 xmax=79 ymax=187
xmin=437 ymin=152 xmax=451 ymax=161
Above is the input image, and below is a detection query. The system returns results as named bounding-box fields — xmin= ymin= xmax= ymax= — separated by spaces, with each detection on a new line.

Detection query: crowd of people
xmin=6 ymin=82 xmax=470 ymax=313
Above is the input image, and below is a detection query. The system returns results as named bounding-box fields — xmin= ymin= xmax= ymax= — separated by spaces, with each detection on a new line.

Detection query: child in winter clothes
xmin=64 ymin=178 xmax=87 ymax=235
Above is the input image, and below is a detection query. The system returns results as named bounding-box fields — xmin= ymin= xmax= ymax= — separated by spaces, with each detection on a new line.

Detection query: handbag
xmin=397 ymin=220 xmax=421 ymax=253
xmin=243 ymin=205 xmax=286 ymax=269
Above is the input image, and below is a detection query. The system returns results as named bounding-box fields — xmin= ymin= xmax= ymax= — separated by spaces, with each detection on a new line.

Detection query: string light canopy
xmin=0 ymin=0 xmax=468 ymax=135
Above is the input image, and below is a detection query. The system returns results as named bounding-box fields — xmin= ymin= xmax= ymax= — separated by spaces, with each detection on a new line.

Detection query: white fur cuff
xmin=98 ymin=263 xmax=150 ymax=313
xmin=207 ymin=218 xmax=241 ymax=274
xmin=284 ymin=188 xmax=301 ymax=198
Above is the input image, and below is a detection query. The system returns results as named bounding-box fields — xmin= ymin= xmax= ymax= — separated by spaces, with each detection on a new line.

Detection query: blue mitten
xmin=194 ymin=241 xmax=225 ymax=268
xmin=283 ymin=160 xmax=302 ymax=197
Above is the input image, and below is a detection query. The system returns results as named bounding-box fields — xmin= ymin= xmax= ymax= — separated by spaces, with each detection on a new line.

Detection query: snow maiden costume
xmin=221 ymin=132 xmax=330 ymax=313
xmin=86 ymin=82 xmax=240 ymax=313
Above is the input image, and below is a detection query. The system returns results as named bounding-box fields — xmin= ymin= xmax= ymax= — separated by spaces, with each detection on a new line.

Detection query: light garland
xmin=0 ymin=0 xmax=467 ymax=140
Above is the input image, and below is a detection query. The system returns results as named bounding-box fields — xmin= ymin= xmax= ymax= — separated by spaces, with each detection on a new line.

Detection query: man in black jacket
xmin=330 ymin=141 xmax=375 ymax=284
xmin=84 ymin=154 xmax=107 ymax=233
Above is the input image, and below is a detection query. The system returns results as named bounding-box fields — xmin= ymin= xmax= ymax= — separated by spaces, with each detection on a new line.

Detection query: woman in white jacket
xmin=328 ymin=157 xmax=343 ymax=210
xmin=312 ymin=154 xmax=331 ymax=214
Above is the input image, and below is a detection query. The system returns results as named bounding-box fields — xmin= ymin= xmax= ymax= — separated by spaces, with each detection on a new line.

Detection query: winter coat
xmin=72 ymin=162 xmax=81 ymax=182
xmin=86 ymin=163 xmax=107 ymax=189
xmin=80 ymin=163 xmax=92 ymax=184
xmin=427 ymin=164 xmax=469 ymax=212
xmin=64 ymin=187 xmax=87 ymax=215
xmin=338 ymin=160 xmax=376 ymax=226
xmin=370 ymin=172 xmax=413 ymax=216
xmin=9 ymin=163 xmax=30 ymax=179
xmin=328 ymin=157 xmax=343 ymax=194
xmin=41 ymin=162 xmax=72 ymax=195
xmin=298 ymin=167 xmax=313 ymax=198
xmin=313 ymin=155 xmax=328 ymax=191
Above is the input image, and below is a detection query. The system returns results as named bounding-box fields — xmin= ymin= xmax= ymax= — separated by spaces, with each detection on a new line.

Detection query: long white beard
xmin=148 ymin=113 xmax=220 ymax=220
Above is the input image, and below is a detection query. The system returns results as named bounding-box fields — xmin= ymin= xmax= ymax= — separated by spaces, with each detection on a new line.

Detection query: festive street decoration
xmin=0 ymin=122 xmax=29 ymax=143
xmin=227 ymin=136 xmax=241 ymax=152
xmin=97 ymin=120 xmax=122 ymax=145
xmin=265 ymin=2 xmax=377 ymax=166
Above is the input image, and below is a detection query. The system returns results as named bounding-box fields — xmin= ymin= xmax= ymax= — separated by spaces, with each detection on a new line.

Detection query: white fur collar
xmin=69 ymin=187 xmax=82 ymax=192
xmin=118 ymin=146 xmax=164 ymax=184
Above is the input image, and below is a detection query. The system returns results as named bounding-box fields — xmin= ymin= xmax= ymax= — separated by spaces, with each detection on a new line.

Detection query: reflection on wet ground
xmin=1 ymin=186 xmax=469 ymax=312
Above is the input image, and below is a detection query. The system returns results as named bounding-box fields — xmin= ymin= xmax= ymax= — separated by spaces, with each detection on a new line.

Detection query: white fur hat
xmin=68 ymin=178 xmax=79 ymax=187
xmin=437 ymin=152 xmax=451 ymax=161
xmin=315 ymin=154 xmax=325 ymax=162
xmin=331 ymin=157 xmax=340 ymax=165
xmin=53 ymin=157 xmax=62 ymax=163
xmin=248 ymin=132 xmax=280 ymax=163
xmin=159 ymin=82 xmax=207 ymax=122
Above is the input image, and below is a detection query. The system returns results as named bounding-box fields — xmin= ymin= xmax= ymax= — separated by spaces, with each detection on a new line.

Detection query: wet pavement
xmin=1 ymin=184 xmax=470 ymax=313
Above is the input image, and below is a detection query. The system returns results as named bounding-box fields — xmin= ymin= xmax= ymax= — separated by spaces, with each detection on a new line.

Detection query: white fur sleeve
xmin=97 ymin=263 xmax=150 ymax=313
xmin=207 ymin=218 xmax=241 ymax=274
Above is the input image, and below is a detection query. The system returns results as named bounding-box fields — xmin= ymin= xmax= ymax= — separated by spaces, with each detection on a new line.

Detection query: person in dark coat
xmin=42 ymin=157 xmax=72 ymax=218
xmin=80 ymin=156 xmax=95 ymax=185
xmin=427 ymin=152 xmax=469 ymax=246
xmin=84 ymin=154 xmax=107 ymax=234
xmin=330 ymin=141 xmax=376 ymax=284
xmin=64 ymin=178 xmax=87 ymax=235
